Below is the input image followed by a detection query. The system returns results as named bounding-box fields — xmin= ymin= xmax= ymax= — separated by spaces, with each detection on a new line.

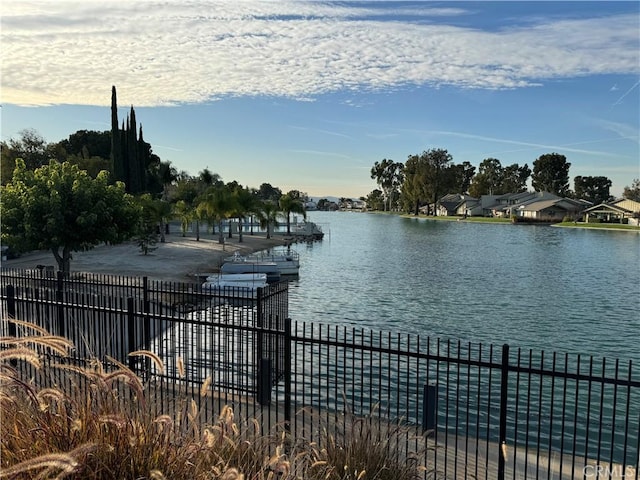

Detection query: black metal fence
xmin=1 ymin=269 xmax=638 ymax=480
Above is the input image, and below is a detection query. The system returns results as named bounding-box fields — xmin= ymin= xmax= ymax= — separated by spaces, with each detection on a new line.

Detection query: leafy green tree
xmin=365 ymin=189 xmax=384 ymax=211
xmin=416 ymin=148 xmax=454 ymax=215
xmin=255 ymin=201 xmax=280 ymax=239
xmin=66 ymin=153 xmax=112 ymax=179
xmin=532 ymin=153 xmax=571 ymax=195
xmin=134 ymin=195 xmax=159 ymax=255
xmin=449 ymin=161 xmax=476 ymax=194
xmin=573 ymin=176 xmax=613 ymax=204
xmin=135 ymin=193 xmax=174 ymax=246
xmin=58 ymin=130 xmax=111 ymax=160
xmin=501 ymin=163 xmax=531 ymax=194
xmin=400 ymin=153 xmax=429 ymax=214
xmin=1 ymin=160 xmax=139 ymax=275
xmin=370 ymin=159 xmax=404 ymax=211
xmin=1 ymin=129 xmax=57 ymax=184
xmin=469 ymin=158 xmax=503 ymax=197
xmin=622 ymin=179 xmax=640 ymax=201
xmin=279 ymin=192 xmax=307 ymax=235
xmin=256 ymin=183 xmax=283 ymax=203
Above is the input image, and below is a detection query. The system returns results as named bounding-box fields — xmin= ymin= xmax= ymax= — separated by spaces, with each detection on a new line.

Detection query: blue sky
xmin=2 ymin=1 xmax=639 ymax=199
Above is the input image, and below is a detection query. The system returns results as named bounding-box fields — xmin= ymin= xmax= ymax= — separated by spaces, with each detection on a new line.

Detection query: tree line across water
xmin=368 ymin=149 xmax=640 ymax=213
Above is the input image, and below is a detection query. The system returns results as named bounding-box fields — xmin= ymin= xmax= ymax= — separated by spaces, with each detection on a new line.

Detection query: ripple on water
xmin=289 ymin=212 xmax=640 ymax=364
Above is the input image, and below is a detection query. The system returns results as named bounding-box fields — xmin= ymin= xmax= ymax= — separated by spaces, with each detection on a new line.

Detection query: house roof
xmin=515 ymin=199 xmax=574 ymax=212
xmin=612 ymin=199 xmax=640 ymax=212
xmin=583 ymin=203 xmax=633 ymax=214
xmin=438 ymin=193 xmax=479 ymax=211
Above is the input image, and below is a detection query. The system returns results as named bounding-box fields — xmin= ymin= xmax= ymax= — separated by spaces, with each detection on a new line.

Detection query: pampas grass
xmin=292 ymin=404 xmax=433 ymax=480
xmin=1 ymin=319 xmax=428 ymax=479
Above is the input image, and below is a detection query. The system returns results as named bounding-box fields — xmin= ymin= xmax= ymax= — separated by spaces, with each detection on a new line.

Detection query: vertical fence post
xmin=56 ymin=271 xmax=65 ymax=339
xmin=498 ymin=343 xmax=510 ymax=480
xmin=127 ymin=297 xmax=136 ymax=372
xmin=6 ymin=285 xmax=17 ymax=367
xmin=255 ymin=287 xmax=265 ymax=404
xmin=56 ymin=269 xmax=64 ymax=292
xmin=422 ymin=384 xmax=437 ymax=433
xmin=6 ymin=284 xmax=16 ymax=324
xmin=142 ymin=277 xmax=151 ymax=381
xmin=143 ymin=277 xmax=150 ymax=314
xmin=256 ymin=287 xmax=263 ymax=360
xmin=284 ymin=317 xmax=292 ymax=433
xmin=257 ymin=358 xmax=272 ymax=406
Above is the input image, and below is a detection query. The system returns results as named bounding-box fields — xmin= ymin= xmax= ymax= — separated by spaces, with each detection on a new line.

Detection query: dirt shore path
xmin=2 ymin=231 xmax=287 ymax=283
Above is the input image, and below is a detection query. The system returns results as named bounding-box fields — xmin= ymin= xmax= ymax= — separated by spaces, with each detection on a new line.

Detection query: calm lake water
xmin=288 ymin=211 xmax=640 ymax=364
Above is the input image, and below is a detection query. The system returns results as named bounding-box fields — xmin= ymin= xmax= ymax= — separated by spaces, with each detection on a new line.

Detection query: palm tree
xmin=198 ymin=168 xmax=222 ymax=188
xmin=232 ymin=187 xmax=258 ymax=243
xmin=155 ymin=160 xmax=178 ymax=200
xmin=173 ymin=200 xmax=192 ymax=237
xmin=154 ymin=199 xmax=173 ymax=243
xmin=255 ymin=201 xmax=280 ymax=239
xmin=279 ymin=193 xmax=306 ymax=235
xmin=197 ymin=186 xmax=236 ymax=244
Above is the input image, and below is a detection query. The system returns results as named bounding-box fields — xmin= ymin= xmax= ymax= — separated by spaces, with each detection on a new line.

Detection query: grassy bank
xmin=398 ymin=212 xmax=640 ymax=230
xmin=399 ymin=213 xmax=510 ymax=224
xmin=553 ymin=222 xmax=640 ymax=232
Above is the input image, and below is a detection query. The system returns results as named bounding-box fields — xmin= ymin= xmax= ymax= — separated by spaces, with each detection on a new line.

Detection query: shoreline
xmin=1 ymin=231 xmax=288 ymax=283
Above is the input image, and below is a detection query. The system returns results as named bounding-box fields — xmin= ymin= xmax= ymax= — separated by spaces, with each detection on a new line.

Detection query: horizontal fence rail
xmin=1 ymin=269 xmax=638 ymax=480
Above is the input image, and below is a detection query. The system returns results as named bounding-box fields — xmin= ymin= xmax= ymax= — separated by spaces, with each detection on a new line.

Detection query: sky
xmin=1 ymin=1 xmax=639 ymax=200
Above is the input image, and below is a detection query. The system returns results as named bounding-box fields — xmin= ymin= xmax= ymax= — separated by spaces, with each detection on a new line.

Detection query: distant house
xmin=436 ymin=194 xmax=481 ymax=216
xmin=583 ymin=199 xmax=640 ymax=225
xmin=343 ymin=199 xmax=366 ymax=210
xmin=480 ymin=192 xmax=584 ymax=221
xmin=512 ymin=197 xmax=586 ymax=222
xmin=482 ymin=192 xmax=552 ymax=218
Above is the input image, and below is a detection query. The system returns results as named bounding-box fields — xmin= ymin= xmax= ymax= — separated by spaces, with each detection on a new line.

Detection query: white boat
xmin=224 ymin=248 xmax=300 ymax=276
xmin=207 ymin=273 xmax=268 ymax=284
xmin=201 ymin=273 xmax=267 ymax=299
xmin=290 ymin=221 xmax=324 ymax=240
xmin=220 ymin=256 xmax=282 ymax=282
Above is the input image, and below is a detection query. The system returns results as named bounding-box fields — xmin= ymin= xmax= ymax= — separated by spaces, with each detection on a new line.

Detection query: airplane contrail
xmin=612 ymin=80 xmax=640 ymax=106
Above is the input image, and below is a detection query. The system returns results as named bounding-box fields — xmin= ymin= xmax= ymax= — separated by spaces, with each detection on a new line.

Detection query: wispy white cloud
xmin=288 ymin=125 xmax=352 ymax=139
xmin=595 ymin=119 xmax=640 ymax=144
xmin=288 ymin=149 xmax=352 ymax=159
xmin=428 ymin=130 xmax=631 ymax=157
xmin=1 ymin=1 xmax=638 ymax=107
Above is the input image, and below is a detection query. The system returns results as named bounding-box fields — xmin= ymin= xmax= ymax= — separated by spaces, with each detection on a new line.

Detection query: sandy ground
xmin=1 ymin=230 xmax=288 ymax=283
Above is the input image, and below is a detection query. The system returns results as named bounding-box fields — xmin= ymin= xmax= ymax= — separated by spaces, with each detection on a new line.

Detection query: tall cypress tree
xmin=127 ymin=106 xmax=140 ymax=193
xmin=110 ymin=86 xmax=156 ymax=194
xmin=138 ymin=125 xmax=148 ymax=192
xmin=110 ymin=86 xmax=125 ymax=183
